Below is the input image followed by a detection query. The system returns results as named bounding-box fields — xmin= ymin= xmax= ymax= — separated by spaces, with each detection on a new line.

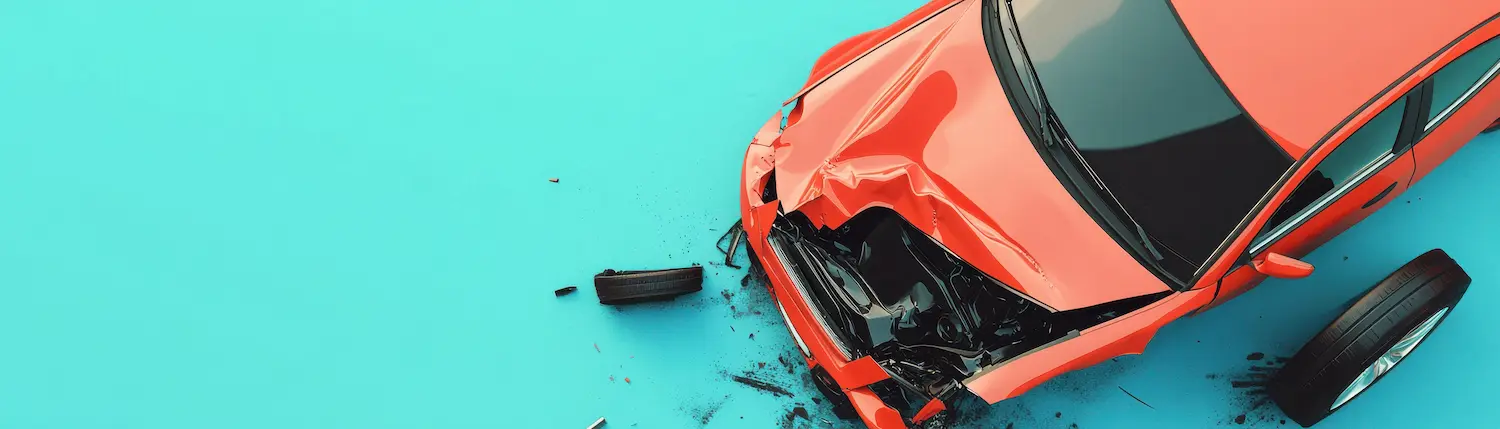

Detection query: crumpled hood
xmin=770 ymin=0 xmax=1169 ymax=311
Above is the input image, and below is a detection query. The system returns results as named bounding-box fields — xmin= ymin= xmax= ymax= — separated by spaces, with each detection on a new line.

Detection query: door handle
xmin=1361 ymin=182 xmax=1399 ymax=209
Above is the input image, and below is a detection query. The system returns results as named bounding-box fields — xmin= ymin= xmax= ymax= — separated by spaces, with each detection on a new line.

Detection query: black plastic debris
xmin=715 ymin=220 xmax=746 ymax=269
xmin=784 ymin=406 xmax=808 ymax=422
xmin=595 ymin=266 xmax=703 ymax=305
xmin=729 ymin=373 xmax=793 ymax=397
xmin=554 ymin=286 xmax=578 ymax=297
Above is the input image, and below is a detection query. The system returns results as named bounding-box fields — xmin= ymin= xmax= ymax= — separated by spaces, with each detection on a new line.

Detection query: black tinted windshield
xmin=1003 ymin=0 xmax=1293 ymax=280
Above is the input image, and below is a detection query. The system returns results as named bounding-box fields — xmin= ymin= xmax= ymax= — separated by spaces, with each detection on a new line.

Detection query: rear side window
xmin=1425 ymin=37 xmax=1500 ymax=128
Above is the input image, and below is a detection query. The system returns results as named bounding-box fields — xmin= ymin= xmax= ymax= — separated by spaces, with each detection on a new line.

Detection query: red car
xmin=737 ymin=1 xmax=1500 ymax=427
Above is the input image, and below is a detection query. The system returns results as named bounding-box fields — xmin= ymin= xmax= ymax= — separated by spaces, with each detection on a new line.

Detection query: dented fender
xmin=963 ymin=287 xmax=1214 ymax=402
xmin=765 ymin=0 xmax=1169 ymax=312
xmin=740 ymin=114 xmax=892 ymax=393
xmin=784 ymin=0 xmax=967 ymax=106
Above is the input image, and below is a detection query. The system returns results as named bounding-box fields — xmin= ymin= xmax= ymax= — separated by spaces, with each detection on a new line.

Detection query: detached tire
xmin=1271 ymin=249 xmax=1469 ymax=427
xmin=594 ymin=266 xmax=703 ymax=305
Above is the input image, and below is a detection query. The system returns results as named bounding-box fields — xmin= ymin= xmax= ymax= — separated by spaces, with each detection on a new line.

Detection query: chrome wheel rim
xmin=1330 ymin=307 xmax=1449 ymax=410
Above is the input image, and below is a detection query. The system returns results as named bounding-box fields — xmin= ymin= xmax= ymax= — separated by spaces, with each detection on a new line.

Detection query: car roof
xmin=1172 ymin=1 xmax=1498 ymax=159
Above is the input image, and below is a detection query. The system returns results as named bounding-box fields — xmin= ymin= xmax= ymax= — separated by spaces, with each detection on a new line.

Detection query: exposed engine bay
xmin=766 ymin=207 xmax=1167 ymax=407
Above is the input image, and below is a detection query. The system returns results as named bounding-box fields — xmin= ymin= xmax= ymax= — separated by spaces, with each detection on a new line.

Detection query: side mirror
xmin=1252 ymin=252 xmax=1315 ymax=279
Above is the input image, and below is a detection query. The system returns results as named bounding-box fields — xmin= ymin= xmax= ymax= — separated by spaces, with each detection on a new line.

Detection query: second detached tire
xmin=1270 ymin=249 xmax=1470 ymax=427
xmin=594 ymin=266 xmax=703 ymax=305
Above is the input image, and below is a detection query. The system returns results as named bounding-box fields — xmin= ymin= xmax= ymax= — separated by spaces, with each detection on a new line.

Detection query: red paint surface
xmin=911 ymin=398 xmax=947 ymax=423
xmin=1251 ymin=253 xmax=1315 ymax=279
xmin=1173 ymin=0 xmax=1497 ymax=157
xmin=847 ymin=387 xmax=906 ymax=429
xmin=786 ymin=0 xmax=965 ymax=105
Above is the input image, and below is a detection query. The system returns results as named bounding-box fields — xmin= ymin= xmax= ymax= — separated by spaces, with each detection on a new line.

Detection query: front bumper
xmin=739 ymin=112 xmax=911 ymax=428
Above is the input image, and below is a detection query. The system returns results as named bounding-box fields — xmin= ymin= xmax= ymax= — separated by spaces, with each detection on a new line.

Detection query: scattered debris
xmin=729 ymin=374 xmax=794 ymax=397
xmin=698 ymin=400 xmax=723 ymax=425
xmin=1230 ymin=379 xmax=1265 ymax=389
xmin=609 ymin=376 xmax=614 ymax=381
xmin=715 ymin=220 xmax=747 ymax=269
xmin=1246 ymin=352 xmax=1265 ymax=361
xmin=684 ymin=395 xmax=730 ymax=427
xmin=776 ymin=355 xmax=797 ymax=374
xmin=1118 ymin=386 xmax=1154 ymax=410
xmin=748 ymin=333 xmax=756 ymax=340
xmin=587 ymin=417 xmax=605 ymax=429
xmin=784 ymin=406 xmax=809 ymax=422
xmin=1223 ymin=358 xmax=1285 ymax=425
xmin=555 ymin=286 xmax=578 ymax=297
xmin=1343 ymin=256 xmax=1349 ymax=261
xmin=548 ymin=178 xmax=560 ymax=183
xmin=758 ymin=362 xmax=766 ymax=369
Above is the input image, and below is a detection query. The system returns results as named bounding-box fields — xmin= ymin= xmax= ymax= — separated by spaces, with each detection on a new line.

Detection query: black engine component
xmin=770 ymin=208 xmax=1166 ymax=403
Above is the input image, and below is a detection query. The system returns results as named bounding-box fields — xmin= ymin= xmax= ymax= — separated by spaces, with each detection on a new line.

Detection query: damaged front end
xmin=767 ymin=207 xmax=1165 ymax=415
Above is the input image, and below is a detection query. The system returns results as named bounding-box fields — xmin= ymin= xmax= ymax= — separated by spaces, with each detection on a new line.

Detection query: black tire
xmin=1270 ymin=249 xmax=1470 ymax=427
xmin=594 ymin=266 xmax=703 ymax=305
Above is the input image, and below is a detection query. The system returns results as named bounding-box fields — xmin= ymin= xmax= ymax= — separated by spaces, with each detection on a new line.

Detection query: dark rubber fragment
xmin=594 ymin=266 xmax=704 ymax=305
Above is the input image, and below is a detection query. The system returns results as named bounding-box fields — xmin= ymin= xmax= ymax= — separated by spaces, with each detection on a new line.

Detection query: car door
xmin=1206 ymin=92 xmax=1423 ymax=308
xmin=1411 ymin=32 xmax=1500 ymax=183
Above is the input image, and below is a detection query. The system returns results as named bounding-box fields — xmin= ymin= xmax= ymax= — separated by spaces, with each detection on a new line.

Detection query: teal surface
xmin=1 ymin=1 xmax=1496 ymax=428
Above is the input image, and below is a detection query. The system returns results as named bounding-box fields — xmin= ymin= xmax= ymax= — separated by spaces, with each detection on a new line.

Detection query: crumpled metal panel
xmin=769 ymin=0 xmax=1169 ymax=312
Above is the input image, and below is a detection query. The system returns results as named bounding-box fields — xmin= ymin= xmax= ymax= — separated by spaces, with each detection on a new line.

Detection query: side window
xmin=1425 ymin=37 xmax=1500 ymax=129
xmin=1255 ymin=97 xmax=1411 ymax=246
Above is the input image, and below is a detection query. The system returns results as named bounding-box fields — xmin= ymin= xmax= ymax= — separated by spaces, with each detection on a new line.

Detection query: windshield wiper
xmin=1042 ymin=109 xmax=1166 ymax=262
xmin=997 ymin=0 xmax=1167 ymax=265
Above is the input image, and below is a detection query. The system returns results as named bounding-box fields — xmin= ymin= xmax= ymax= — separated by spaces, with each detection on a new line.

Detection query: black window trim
xmin=981 ymin=0 xmax=1196 ymax=290
xmin=1246 ymin=91 xmax=1423 ymax=255
xmin=1420 ymin=34 xmax=1500 ymax=137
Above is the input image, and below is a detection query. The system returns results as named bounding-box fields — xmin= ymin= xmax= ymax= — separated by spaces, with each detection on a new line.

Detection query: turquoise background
xmin=2 ymin=1 xmax=1496 ymax=428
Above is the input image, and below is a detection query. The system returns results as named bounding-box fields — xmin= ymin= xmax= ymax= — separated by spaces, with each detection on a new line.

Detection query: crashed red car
xmin=738 ymin=0 xmax=1500 ymax=427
